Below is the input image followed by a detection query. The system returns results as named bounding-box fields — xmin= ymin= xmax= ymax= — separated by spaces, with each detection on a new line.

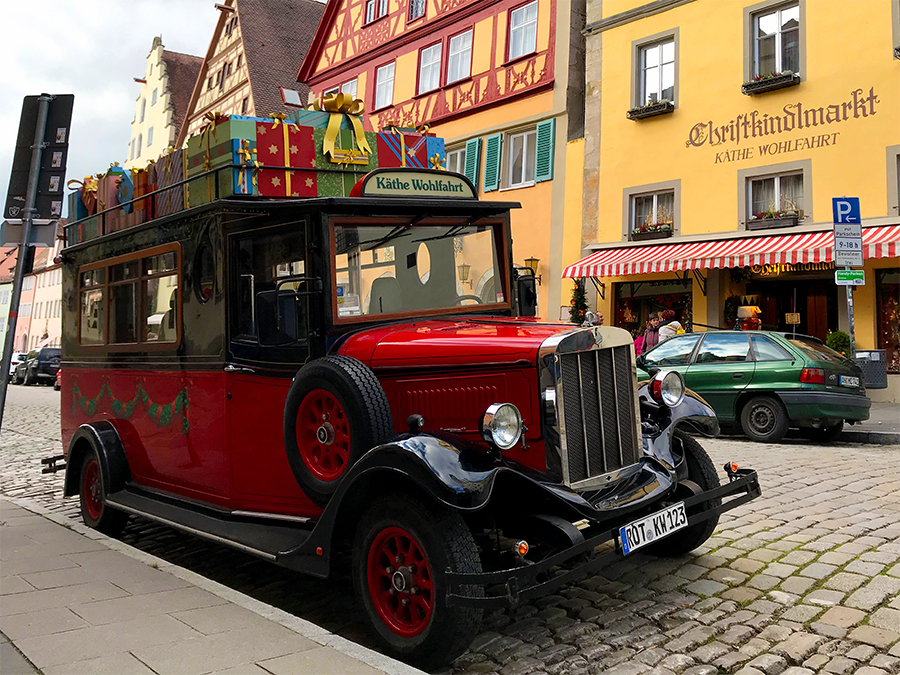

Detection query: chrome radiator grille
xmin=558 ymin=345 xmax=638 ymax=484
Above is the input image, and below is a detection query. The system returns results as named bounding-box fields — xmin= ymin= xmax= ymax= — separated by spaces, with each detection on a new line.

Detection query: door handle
xmin=224 ymin=364 xmax=255 ymax=374
xmin=732 ymin=373 xmax=744 ymax=379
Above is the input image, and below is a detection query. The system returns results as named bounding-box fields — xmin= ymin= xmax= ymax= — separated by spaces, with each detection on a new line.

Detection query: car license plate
xmin=619 ymin=502 xmax=687 ymax=555
xmin=840 ymin=375 xmax=859 ymax=387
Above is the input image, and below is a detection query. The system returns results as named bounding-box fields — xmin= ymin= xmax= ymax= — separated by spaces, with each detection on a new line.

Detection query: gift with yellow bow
xmin=376 ymin=121 xmax=445 ymax=169
xmin=66 ymin=176 xmax=98 ymax=222
xmin=255 ymin=114 xmax=317 ymax=198
xmin=304 ymin=93 xmax=372 ymax=166
xmin=154 ymin=147 xmax=187 ymax=218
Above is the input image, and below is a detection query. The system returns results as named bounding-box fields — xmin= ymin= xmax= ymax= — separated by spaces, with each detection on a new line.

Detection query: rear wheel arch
xmin=64 ymin=422 xmax=130 ymax=498
xmin=735 ymin=389 xmax=788 ymax=423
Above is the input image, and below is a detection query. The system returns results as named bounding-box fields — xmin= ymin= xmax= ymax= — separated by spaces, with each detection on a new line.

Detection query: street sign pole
xmin=832 ymin=197 xmax=862 ymax=359
xmin=845 ymin=266 xmax=855 ymax=356
xmin=0 ymin=94 xmax=52 ymax=432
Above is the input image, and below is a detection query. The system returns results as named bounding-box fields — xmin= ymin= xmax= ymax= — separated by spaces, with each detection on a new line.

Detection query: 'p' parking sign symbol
xmin=832 ymin=197 xmax=860 ymax=224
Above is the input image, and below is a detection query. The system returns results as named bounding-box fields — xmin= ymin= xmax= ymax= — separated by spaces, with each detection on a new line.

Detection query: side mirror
xmin=635 ymin=354 xmax=645 ymax=368
xmin=516 ymin=274 xmax=538 ymax=317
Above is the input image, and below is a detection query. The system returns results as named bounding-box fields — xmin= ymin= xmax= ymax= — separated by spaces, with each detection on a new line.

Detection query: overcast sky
xmin=1 ymin=1 xmax=219 ymax=220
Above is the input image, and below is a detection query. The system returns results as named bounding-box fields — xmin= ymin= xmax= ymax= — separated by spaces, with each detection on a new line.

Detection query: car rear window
xmin=787 ymin=338 xmax=846 ymax=363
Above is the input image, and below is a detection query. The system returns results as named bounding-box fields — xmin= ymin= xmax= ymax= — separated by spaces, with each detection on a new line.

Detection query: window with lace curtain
xmin=408 ymin=0 xmax=425 ymax=21
xmin=631 ymin=190 xmax=674 ymax=238
xmin=748 ymin=172 xmax=803 ymax=219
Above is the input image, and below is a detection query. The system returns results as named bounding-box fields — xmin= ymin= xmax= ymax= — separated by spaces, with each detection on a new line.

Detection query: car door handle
xmin=732 ymin=373 xmax=745 ymax=379
xmin=224 ymin=364 xmax=255 ymax=374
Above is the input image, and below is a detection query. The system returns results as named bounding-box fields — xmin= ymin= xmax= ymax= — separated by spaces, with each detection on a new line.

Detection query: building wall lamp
xmin=457 ymin=262 xmax=472 ymax=288
xmin=524 ymin=256 xmax=542 ymax=286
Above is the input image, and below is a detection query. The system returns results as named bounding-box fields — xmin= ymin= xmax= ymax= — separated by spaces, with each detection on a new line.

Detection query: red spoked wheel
xmin=366 ymin=526 xmax=434 ymax=638
xmin=353 ymin=495 xmax=483 ymax=669
xmin=77 ymin=449 xmax=128 ymax=536
xmin=296 ymin=389 xmax=351 ymax=482
xmin=81 ymin=458 xmax=103 ymax=521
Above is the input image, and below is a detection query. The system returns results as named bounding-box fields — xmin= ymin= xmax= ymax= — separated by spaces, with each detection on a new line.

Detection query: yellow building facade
xmin=571 ymin=0 xmax=899 ymax=395
xmin=300 ymin=0 xmax=588 ymax=319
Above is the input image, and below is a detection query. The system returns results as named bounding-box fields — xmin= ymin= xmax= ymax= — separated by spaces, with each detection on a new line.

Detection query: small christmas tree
xmin=570 ymin=279 xmax=588 ymax=324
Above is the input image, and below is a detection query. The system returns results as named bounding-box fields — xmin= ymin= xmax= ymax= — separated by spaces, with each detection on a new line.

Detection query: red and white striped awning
xmin=563 ymin=225 xmax=900 ymax=278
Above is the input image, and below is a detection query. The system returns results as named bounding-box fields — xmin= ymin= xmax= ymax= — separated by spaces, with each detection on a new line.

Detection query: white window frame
xmin=447 ymin=30 xmax=473 ymax=84
xmin=509 ymin=1 xmax=538 ymax=61
xmin=341 ymin=79 xmax=358 ymax=99
xmin=323 ymin=86 xmax=340 ymax=97
xmin=147 ymin=126 xmax=154 ymax=147
xmin=747 ymin=171 xmax=804 ymax=219
xmin=375 ymin=62 xmax=395 ymax=110
xmin=506 ymin=129 xmax=537 ymax=189
xmin=136 ymin=133 xmax=142 ymax=158
xmin=151 ymin=88 xmax=158 ymax=106
xmin=409 ymin=0 xmax=425 ymax=21
xmin=418 ymin=43 xmax=442 ymax=94
xmin=753 ymin=2 xmax=800 ymax=76
xmin=140 ymin=99 xmax=146 ymax=122
xmin=366 ymin=0 xmax=388 ymax=22
xmin=446 ymin=147 xmax=466 ymax=174
xmin=639 ymin=39 xmax=675 ymax=105
xmin=631 ymin=191 xmax=675 ymax=232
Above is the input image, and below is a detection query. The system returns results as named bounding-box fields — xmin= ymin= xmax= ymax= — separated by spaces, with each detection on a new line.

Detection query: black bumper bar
xmin=446 ymin=468 xmax=761 ymax=608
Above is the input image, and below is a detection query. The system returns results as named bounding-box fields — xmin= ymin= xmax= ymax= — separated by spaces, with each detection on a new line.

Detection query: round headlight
xmin=481 ymin=403 xmax=523 ymax=450
xmin=650 ymin=370 xmax=685 ymax=407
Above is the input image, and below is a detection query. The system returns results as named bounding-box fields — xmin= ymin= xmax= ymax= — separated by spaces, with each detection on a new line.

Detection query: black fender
xmin=278 ymin=432 xmax=675 ymax=577
xmin=63 ymin=421 xmax=131 ymax=498
xmin=639 ymin=382 xmax=719 ymax=475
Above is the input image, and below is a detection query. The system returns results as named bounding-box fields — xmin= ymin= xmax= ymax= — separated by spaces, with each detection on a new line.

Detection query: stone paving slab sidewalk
xmin=0 ymin=497 xmax=425 ymax=675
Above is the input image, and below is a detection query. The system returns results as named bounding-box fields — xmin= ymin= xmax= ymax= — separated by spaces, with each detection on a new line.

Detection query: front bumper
xmin=446 ymin=468 xmax=760 ymax=608
xmin=779 ymin=391 xmax=871 ymax=422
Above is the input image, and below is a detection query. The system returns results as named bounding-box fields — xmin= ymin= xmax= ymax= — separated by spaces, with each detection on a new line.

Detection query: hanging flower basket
xmin=626 ymin=100 xmax=675 ymax=120
xmin=742 ymin=72 xmax=800 ymax=95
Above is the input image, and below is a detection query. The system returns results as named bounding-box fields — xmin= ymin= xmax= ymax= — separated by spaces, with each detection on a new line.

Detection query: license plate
xmin=840 ymin=375 xmax=860 ymax=387
xmin=619 ymin=502 xmax=687 ymax=555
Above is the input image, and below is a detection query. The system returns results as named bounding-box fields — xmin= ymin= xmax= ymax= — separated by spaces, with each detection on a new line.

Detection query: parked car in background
xmin=14 ymin=347 xmax=62 ymax=386
xmin=637 ymin=331 xmax=870 ymax=443
xmin=8 ymin=352 xmax=26 ymax=379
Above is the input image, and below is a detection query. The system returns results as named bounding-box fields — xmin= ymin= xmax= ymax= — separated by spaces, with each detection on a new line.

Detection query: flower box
xmin=632 ymin=228 xmax=673 ymax=241
xmin=746 ymin=215 xmax=798 ymax=231
xmin=626 ymin=100 xmax=675 ymax=120
xmin=742 ymin=72 xmax=801 ymax=95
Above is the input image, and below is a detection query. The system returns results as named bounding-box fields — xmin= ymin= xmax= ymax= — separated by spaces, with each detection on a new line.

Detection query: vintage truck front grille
xmin=558 ymin=345 xmax=638 ymax=484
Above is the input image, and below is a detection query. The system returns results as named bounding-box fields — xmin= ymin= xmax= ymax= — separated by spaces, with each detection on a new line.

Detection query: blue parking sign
xmin=832 ymin=197 xmax=860 ymax=224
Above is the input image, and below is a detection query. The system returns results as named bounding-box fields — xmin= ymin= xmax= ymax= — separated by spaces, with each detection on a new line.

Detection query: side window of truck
xmin=78 ymin=246 xmax=180 ymax=349
xmin=231 ymin=228 xmax=308 ymax=345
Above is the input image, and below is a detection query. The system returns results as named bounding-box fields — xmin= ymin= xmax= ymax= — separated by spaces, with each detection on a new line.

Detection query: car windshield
xmin=788 ymin=338 xmax=846 ymax=363
xmin=641 ymin=334 xmax=702 ymax=367
xmin=333 ymin=221 xmax=506 ymax=319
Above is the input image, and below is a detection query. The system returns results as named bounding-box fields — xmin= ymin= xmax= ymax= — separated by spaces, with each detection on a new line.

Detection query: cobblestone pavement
xmin=2 ymin=385 xmax=899 ymax=675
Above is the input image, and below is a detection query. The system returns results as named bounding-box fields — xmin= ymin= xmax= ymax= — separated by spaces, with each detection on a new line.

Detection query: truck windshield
xmin=333 ymin=221 xmax=505 ymax=319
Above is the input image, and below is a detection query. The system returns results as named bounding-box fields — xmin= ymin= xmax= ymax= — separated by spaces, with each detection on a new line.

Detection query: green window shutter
xmin=463 ymin=137 xmax=481 ymax=187
xmin=483 ymin=133 xmax=503 ymax=192
xmin=535 ymin=118 xmax=556 ymax=183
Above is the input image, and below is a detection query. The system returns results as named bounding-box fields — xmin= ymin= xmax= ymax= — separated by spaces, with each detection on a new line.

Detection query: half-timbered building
xmin=299 ymin=0 xmax=587 ymax=319
xmin=177 ymin=0 xmax=325 ymax=146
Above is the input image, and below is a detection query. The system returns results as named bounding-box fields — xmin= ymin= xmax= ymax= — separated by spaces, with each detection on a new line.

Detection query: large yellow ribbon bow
xmin=429 ymin=153 xmax=446 ymax=171
xmin=236 ymin=140 xmax=260 ymax=189
xmin=307 ymin=93 xmax=371 ymax=160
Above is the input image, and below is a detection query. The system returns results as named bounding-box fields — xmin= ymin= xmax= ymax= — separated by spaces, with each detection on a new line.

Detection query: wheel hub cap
xmin=391 ymin=567 xmax=414 ymax=592
xmin=316 ymin=422 xmax=335 ymax=445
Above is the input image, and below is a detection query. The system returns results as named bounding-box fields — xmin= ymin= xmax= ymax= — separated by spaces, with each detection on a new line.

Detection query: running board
xmin=105 ymin=486 xmax=313 ymax=562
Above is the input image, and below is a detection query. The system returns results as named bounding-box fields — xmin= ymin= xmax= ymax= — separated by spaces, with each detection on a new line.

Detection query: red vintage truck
xmin=52 ymin=168 xmax=760 ymax=668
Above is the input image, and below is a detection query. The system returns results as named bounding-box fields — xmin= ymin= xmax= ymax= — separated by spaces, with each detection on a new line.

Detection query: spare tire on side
xmin=284 ymin=355 xmax=393 ymax=507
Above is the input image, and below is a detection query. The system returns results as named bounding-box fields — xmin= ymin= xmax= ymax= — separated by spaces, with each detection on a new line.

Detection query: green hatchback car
xmin=636 ymin=331 xmax=871 ymax=443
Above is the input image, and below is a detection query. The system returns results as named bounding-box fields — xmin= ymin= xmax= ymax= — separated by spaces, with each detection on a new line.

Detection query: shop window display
xmin=876 ymin=268 xmax=900 ymax=373
xmin=614 ymin=280 xmax=692 ymax=341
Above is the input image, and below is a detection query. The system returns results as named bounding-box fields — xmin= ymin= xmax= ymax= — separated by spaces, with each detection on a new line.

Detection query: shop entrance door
xmin=749 ymin=278 xmax=837 ymax=341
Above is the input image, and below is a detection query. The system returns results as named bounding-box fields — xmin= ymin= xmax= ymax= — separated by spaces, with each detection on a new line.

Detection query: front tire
xmin=648 ymin=432 xmax=721 ymax=557
xmin=23 ymin=369 xmax=33 ymax=386
xmin=353 ymin=495 xmax=483 ymax=669
xmin=79 ymin=451 xmax=128 ymax=537
xmin=740 ymin=395 xmax=789 ymax=443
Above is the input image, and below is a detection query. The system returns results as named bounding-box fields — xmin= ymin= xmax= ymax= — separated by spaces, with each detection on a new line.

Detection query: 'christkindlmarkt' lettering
xmin=686 ymin=87 xmax=878 ymax=149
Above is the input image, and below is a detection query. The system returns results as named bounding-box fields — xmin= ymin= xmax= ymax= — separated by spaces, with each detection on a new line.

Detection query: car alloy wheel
xmin=748 ymin=402 xmax=777 ymax=436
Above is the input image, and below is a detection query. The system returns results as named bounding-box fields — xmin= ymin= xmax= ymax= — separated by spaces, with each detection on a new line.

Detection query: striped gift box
xmin=153 ymin=149 xmax=187 ymax=218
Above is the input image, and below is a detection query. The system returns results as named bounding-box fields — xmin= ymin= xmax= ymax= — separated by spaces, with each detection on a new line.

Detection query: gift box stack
xmin=65 ymin=96 xmax=449 ymax=245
